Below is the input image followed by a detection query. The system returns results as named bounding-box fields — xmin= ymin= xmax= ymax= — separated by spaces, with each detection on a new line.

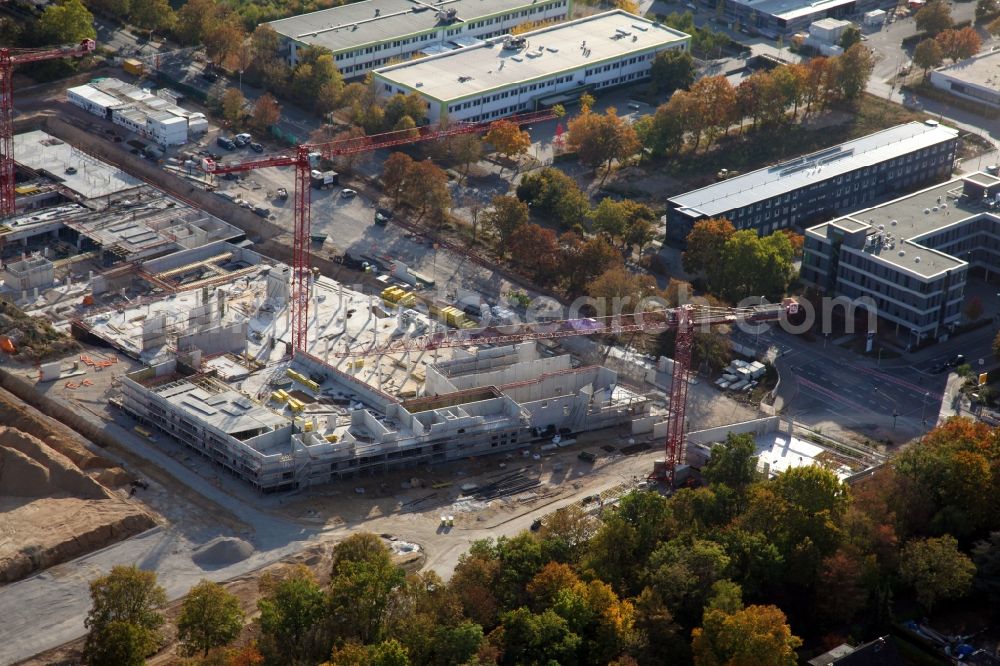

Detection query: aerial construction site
xmin=0 ymin=58 xmax=883 ymax=665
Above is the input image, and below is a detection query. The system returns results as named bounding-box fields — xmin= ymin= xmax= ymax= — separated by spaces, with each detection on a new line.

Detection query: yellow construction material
xmin=271 ymin=389 xmax=289 ymax=403
xmin=325 ymin=434 xmax=339 ymax=443
xmin=382 ymin=287 xmax=416 ymax=307
xmin=302 ymin=420 xmax=314 ymax=432
xmin=287 ymin=398 xmax=304 ymax=413
xmin=350 ymin=359 xmax=364 ymax=369
xmin=286 ymin=368 xmax=320 ymax=392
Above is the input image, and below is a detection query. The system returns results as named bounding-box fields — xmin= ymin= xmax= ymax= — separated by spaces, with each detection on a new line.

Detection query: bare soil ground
xmin=0 ymin=383 xmax=156 ymax=583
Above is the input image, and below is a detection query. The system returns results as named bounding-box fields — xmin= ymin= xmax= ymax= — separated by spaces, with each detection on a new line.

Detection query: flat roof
xmin=933 ymin=49 xmax=1000 ymax=90
xmin=806 ymin=176 xmax=999 ymax=278
xmin=269 ymin=0 xmax=544 ymax=53
xmin=156 ymin=380 xmax=290 ymax=440
xmin=374 ymin=10 xmax=690 ymax=102
xmin=669 ymin=122 xmax=958 ymax=219
xmin=733 ymin=0 xmax=855 ymax=21
xmin=13 ymin=130 xmax=143 ymax=200
xmin=67 ymin=84 xmax=123 ymax=109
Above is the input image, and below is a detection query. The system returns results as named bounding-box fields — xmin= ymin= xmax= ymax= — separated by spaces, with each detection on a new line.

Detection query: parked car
xmin=200 ymin=70 xmax=219 ymax=82
xmin=374 ymin=207 xmax=393 ymax=225
xmin=948 ymin=354 xmax=967 ymax=367
xmin=216 ymin=136 xmax=235 ymax=150
xmin=340 ymin=188 xmax=357 ymax=199
xmin=234 ymin=133 xmax=251 ymax=147
xmin=250 ymin=142 xmax=264 ymax=153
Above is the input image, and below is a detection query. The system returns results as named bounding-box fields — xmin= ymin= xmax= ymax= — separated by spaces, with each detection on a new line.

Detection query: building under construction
xmin=0 ymin=129 xmax=649 ymax=492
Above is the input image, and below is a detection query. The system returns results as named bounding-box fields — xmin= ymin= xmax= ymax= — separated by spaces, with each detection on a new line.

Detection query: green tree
xmin=703 ymin=432 xmax=759 ymax=489
xmin=914 ymin=38 xmax=944 ymax=79
xmin=839 ymin=24 xmax=862 ymax=49
xmin=177 ymin=580 xmax=244 ymax=657
xmin=129 ymin=0 xmax=175 ymax=32
xmin=647 ymin=537 xmax=732 ymax=619
xmin=498 ymin=607 xmax=582 ymax=665
xmin=682 ymin=217 xmax=735 ymax=275
xmin=592 ymin=197 xmax=631 ymax=246
xmin=257 ymin=565 xmax=328 ymax=665
xmin=450 ymin=133 xmax=483 ymax=182
xmin=977 ymin=0 xmax=999 ymax=20
xmin=711 ymin=230 xmax=796 ymax=302
xmin=82 ymin=565 xmax=166 ymax=666
xmin=37 ymin=0 xmax=96 ymax=43
xmin=916 ymin=0 xmax=953 ymax=34
xmin=691 ymin=605 xmax=801 ymax=666
xmin=650 ymin=49 xmax=696 ymax=95
xmin=972 ymin=531 xmax=1000 ymax=604
xmin=484 ymin=195 xmax=529 ymax=246
xmin=516 ymin=167 xmax=591 ymax=229
xmin=328 ymin=533 xmax=405 ymax=643
xmin=368 ymin=639 xmax=411 ymax=666
xmin=705 ymin=580 xmax=743 ymax=614
xmin=900 ymin=535 xmax=975 ymax=611
xmin=635 ymin=101 xmax=686 ymax=157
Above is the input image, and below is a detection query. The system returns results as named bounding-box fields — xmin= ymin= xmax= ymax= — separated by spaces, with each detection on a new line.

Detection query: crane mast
xmin=0 ymin=39 xmax=96 ymax=217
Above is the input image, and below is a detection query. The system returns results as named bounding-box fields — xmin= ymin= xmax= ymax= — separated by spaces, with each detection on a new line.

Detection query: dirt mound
xmin=0 ymin=385 xmax=112 ymax=471
xmin=0 ymin=427 xmax=106 ymax=500
xmin=192 ymin=537 xmax=254 ymax=568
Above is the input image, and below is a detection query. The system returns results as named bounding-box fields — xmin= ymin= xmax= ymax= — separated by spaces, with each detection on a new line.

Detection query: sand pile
xmin=192 ymin=537 xmax=254 ymax=568
xmin=0 ymin=428 xmax=107 ymax=499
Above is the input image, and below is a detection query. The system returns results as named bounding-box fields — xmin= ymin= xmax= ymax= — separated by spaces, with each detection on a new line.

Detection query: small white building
xmin=67 ymin=84 xmax=123 ymax=118
xmin=66 ymin=78 xmax=207 ymax=145
xmin=863 ymin=9 xmax=887 ymax=27
xmin=929 ymin=50 xmax=1000 ymax=109
xmin=373 ymin=10 xmax=690 ymax=124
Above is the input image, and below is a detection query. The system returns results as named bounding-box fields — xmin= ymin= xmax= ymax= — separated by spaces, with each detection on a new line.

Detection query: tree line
xmin=77 ymin=417 xmax=1000 ymax=665
xmin=635 ymin=46 xmax=876 ymax=158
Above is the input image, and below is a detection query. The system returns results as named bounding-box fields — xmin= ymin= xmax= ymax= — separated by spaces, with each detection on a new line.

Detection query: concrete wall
xmin=177 ymin=320 xmax=247 ymax=356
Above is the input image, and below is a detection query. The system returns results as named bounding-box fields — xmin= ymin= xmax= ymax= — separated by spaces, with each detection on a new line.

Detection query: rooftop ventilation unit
xmin=503 ymin=35 xmax=528 ymax=51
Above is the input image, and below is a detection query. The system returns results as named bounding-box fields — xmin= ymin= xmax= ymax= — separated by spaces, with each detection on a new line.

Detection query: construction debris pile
xmin=0 ymin=299 xmax=79 ymax=361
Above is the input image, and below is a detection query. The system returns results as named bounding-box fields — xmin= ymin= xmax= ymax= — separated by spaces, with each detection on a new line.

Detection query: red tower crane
xmin=0 ymin=39 xmax=97 ymax=217
xmin=326 ymin=300 xmax=800 ymax=485
xmin=201 ymin=109 xmax=556 ymax=353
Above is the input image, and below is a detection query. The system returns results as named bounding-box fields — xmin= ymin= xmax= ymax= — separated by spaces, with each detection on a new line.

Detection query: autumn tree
xmin=484 ymin=195 xmax=529 ymax=246
xmin=177 ymin=580 xmax=244 ymax=657
xmin=963 ymin=295 xmax=984 ymax=321
xmin=914 ymin=38 xmax=944 ymax=79
xmin=37 ymin=0 xmax=96 ymax=43
xmin=682 ymin=217 xmax=735 ymax=276
xmin=900 ymin=535 xmax=976 ymax=611
xmin=936 ymin=26 xmax=981 ymax=62
xmin=250 ymin=93 xmax=280 ymax=134
xmin=221 ymin=87 xmax=246 ymax=128
xmin=450 ymin=134 xmax=483 ymax=182
xmin=691 ymin=604 xmax=802 ymax=666
xmin=916 ymin=0 xmax=954 ymax=34
xmin=586 ymin=265 xmax=660 ymax=311
xmin=688 ymin=75 xmax=737 ymax=149
xmin=566 ymin=106 xmax=641 ymax=180
xmin=560 ymin=234 xmax=621 ymax=296
xmin=381 ymin=152 xmax=413 ymax=206
xmin=484 ymin=119 xmax=532 ymax=163
xmin=401 ymin=160 xmax=451 ymax=224
xmin=835 ymin=43 xmax=875 ymax=101
xmin=204 ymin=14 xmax=246 ymax=69
xmin=509 ymin=223 xmax=561 ymax=286
xmin=650 ymin=48 xmax=696 ymax=95
xmin=82 ymin=565 xmax=167 ymax=666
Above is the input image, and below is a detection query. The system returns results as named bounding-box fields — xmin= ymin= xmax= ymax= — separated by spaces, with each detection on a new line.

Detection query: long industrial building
xmin=269 ymin=0 xmax=571 ymax=76
xmin=800 ymin=172 xmax=1000 ymax=346
xmin=373 ymin=10 xmax=690 ymax=123
xmin=714 ymin=0 xmax=888 ymax=37
xmin=665 ymin=121 xmax=959 ymax=243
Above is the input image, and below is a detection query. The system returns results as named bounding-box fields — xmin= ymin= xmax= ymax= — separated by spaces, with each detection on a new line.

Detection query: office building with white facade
xmin=714 ymin=0 xmax=887 ymax=37
xmin=372 ymin=10 xmax=690 ymax=124
xmin=929 ymin=50 xmax=1000 ymax=110
xmin=269 ymin=0 xmax=571 ymax=77
xmin=801 ymin=173 xmax=1000 ymax=346
xmin=665 ymin=121 xmax=959 ymax=243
